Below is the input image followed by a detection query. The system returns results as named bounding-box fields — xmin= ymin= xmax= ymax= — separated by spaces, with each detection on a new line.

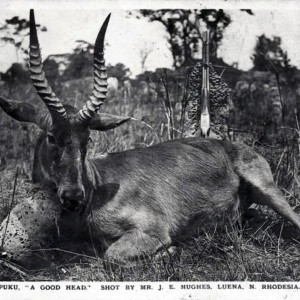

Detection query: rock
xmin=0 ymin=186 xmax=63 ymax=268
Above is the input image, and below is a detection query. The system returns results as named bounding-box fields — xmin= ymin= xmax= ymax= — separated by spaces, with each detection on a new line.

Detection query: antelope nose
xmin=60 ymin=189 xmax=84 ymax=206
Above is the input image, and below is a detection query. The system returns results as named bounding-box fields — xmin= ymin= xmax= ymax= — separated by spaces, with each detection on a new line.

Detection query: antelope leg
xmin=104 ymin=229 xmax=171 ymax=264
xmin=234 ymin=146 xmax=300 ymax=230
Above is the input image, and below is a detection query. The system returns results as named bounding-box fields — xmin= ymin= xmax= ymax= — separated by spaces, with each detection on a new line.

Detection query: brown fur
xmin=32 ymin=134 xmax=300 ymax=264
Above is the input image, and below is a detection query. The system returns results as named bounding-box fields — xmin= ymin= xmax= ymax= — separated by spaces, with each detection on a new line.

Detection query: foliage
xmin=61 ymin=40 xmax=131 ymax=84
xmin=107 ymin=63 xmax=131 ymax=83
xmin=1 ymin=63 xmax=31 ymax=84
xmin=2 ymin=57 xmax=300 ymax=281
xmin=252 ymin=34 xmax=300 ymax=92
xmin=62 ymin=44 xmax=93 ymax=81
xmin=229 ymin=34 xmax=300 ymax=148
xmin=140 ymin=9 xmax=232 ymax=67
xmin=252 ymin=34 xmax=292 ymax=73
xmin=0 ymin=16 xmax=46 ymax=57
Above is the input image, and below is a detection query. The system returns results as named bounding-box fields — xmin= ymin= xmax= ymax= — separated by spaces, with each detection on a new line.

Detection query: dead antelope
xmin=1 ymin=10 xmax=300 ymax=265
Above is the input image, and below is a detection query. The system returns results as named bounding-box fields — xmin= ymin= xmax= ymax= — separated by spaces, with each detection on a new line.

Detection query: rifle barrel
xmin=200 ymin=31 xmax=210 ymax=137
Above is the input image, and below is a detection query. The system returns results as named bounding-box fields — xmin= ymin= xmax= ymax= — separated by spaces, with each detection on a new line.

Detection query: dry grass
xmin=1 ymin=75 xmax=300 ymax=281
xmin=1 ymin=188 xmax=300 ymax=281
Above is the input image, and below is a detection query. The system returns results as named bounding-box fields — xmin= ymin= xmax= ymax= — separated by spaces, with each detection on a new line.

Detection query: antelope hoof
xmin=154 ymin=246 xmax=178 ymax=260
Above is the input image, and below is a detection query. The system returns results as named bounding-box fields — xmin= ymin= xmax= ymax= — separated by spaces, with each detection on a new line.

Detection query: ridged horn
xmin=78 ymin=14 xmax=110 ymax=123
xmin=29 ymin=9 xmax=67 ymax=121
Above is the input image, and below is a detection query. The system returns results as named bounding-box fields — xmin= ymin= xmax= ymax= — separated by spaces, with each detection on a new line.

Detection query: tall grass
xmin=1 ymin=68 xmax=300 ymax=281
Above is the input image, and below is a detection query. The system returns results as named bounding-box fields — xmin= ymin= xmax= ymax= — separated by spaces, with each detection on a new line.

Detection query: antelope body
xmin=1 ymin=10 xmax=300 ymax=264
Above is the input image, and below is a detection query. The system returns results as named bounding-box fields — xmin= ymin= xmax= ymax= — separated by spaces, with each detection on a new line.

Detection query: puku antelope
xmin=1 ymin=10 xmax=300 ymax=264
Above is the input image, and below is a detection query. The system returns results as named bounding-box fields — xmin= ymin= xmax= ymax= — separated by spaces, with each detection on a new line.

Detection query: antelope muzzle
xmin=59 ymin=187 xmax=85 ymax=211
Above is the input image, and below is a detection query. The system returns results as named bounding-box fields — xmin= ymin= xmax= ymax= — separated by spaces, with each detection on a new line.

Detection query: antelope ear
xmin=0 ymin=96 xmax=51 ymax=130
xmin=88 ymin=113 xmax=131 ymax=131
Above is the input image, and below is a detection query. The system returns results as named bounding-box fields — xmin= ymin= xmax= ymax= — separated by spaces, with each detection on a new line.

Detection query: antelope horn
xmin=78 ymin=14 xmax=110 ymax=123
xmin=29 ymin=9 xmax=67 ymax=121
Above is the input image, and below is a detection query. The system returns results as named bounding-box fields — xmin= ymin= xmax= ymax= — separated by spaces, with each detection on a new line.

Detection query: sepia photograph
xmin=0 ymin=0 xmax=300 ymax=298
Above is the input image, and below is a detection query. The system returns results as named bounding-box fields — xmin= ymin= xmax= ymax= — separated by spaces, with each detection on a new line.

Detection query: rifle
xmin=200 ymin=31 xmax=210 ymax=137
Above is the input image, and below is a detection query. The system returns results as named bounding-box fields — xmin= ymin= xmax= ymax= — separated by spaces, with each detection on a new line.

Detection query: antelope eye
xmin=47 ymin=134 xmax=56 ymax=145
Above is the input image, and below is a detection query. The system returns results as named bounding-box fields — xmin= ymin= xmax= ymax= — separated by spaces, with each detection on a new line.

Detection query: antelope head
xmin=0 ymin=10 xmax=130 ymax=211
